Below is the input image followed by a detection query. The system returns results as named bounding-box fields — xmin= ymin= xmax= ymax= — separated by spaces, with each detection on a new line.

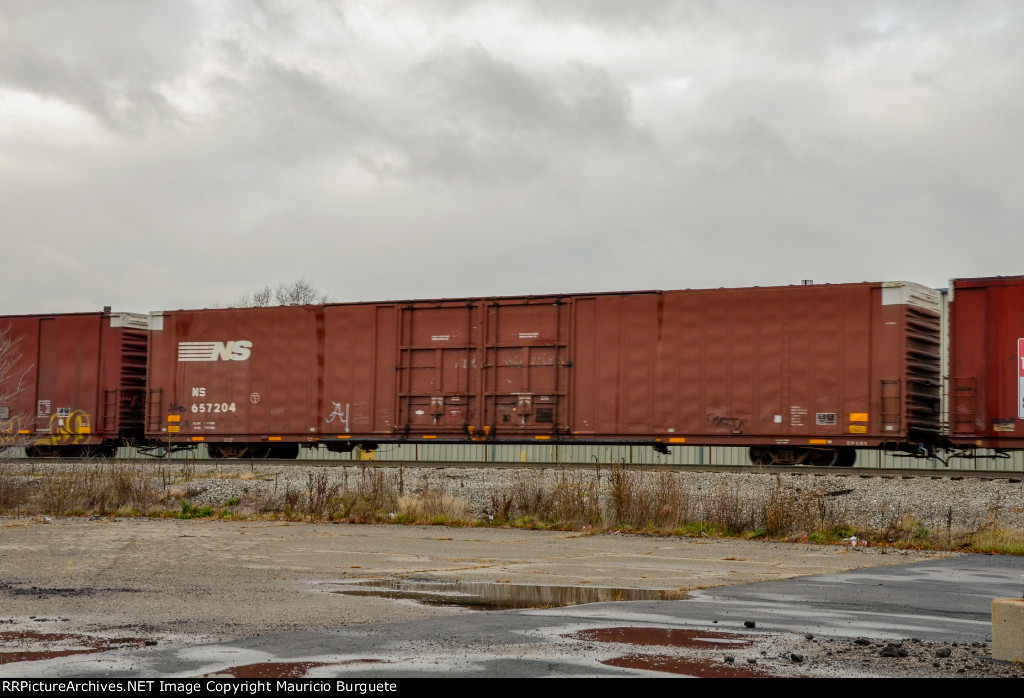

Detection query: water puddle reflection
xmin=571 ymin=627 xmax=754 ymax=649
xmin=0 ymin=631 xmax=147 ymax=663
xmin=210 ymin=660 xmax=383 ymax=678
xmin=604 ymin=654 xmax=778 ymax=678
xmin=332 ymin=579 xmax=688 ymax=610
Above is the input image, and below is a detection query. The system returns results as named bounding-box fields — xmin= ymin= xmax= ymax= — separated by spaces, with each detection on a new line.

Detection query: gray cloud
xmin=379 ymin=46 xmax=646 ymax=184
xmin=0 ymin=1 xmax=1022 ymax=314
xmin=0 ymin=1 xmax=199 ymax=133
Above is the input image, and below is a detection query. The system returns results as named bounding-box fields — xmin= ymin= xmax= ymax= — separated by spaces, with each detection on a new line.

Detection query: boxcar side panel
xmin=321 ymin=304 xmax=399 ymax=440
xmin=949 ymin=276 xmax=1024 ymax=448
xmin=570 ymin=297 xmax=598 ymax=434
xmin=147 ymin=307 xmax=319 ymax=445
xmin=565 ymin=283 xmax=937 ymax=448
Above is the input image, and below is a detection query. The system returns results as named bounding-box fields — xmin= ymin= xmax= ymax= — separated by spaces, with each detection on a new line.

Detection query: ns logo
xmin=177 ymin=341 xmax=252 ymax=362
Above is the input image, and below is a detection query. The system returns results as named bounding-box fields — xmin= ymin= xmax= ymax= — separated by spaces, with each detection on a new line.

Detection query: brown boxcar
xmin=145 ymin=306 xmax=320 ymax=458
xmin=0 ymin=311 xmax=149 ymax=456
xmin=948 ymin=275 xmax=1024 ymax=451
xmin=145 ymin=281 xmax=941 ymax=465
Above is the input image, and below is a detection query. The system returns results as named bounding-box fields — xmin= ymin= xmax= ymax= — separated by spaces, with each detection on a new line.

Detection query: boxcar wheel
xmin=835 ymin=447 xmax=856 ymax=467
xmin=807 ymin=448 xmax=838 ymax=467
xmin=269 ymin=443 xmax=299 ymax=459
xmin=246 ymin=444 xmax=272 ymax=459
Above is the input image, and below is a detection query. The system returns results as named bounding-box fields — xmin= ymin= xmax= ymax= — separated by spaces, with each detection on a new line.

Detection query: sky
xmin=1 ymin=1 xmax=1022 ymax=314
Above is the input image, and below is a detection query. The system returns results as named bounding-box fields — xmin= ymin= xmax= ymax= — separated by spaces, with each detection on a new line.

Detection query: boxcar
xmin=0 ymin=311 xmax=149 ymax=456
xmin=145 ymin=281 xmax=942 ymax=466
xmin=948 ymin=275 xmax=1024 ymax=452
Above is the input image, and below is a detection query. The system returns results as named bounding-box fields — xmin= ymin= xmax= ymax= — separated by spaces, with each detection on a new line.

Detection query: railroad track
xmin=8 ymin=457 xmax=1022 ymax=480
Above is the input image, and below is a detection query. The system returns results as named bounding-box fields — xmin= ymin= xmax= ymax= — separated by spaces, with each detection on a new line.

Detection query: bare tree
xmin=0 ymin=324 xmax=28 ymax=407
xmin=233 ymin=285 xmax=274 ymax=308
xmin=0 ymin=323 xmax=30 ymax=454
xmin=273 ymin=278 xmax=331 ymax=306
xmin=233 ymin=279 xmax=331 ymax=307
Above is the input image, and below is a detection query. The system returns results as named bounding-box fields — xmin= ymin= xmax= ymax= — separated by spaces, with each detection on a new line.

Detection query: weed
xmin=878 ymin=512 xmax=929 ymax=544
xmin=394 ymin=485 xmax=470 ymax=523
xmin=3 ymin=460 xmax=1021 ymax=555
xmin=0 ymin=462 xmax=29 ymax=512
xmin=809 ymin=526 xmax=858 ymax=544
xmin=963 ymin=528 xmax=1024 ymax=555
xmin=489 ymin=491 xmax=514 ymax=524
xmin=283 ymin=483 xmax=300 ymax=518
xmin=306 ymin=470 xmax=341 ymax=519
xmin=179 ymin=501 xmax=214 ymax=519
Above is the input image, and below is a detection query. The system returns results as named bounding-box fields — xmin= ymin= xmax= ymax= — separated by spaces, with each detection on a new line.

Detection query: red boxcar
xmin=0 ymin=311 xmax=149 ymax=456
xmin=948 ymin=275 xmax=1024 ymax=451
xmin=145 ymin=281 xmax=941 ymax=465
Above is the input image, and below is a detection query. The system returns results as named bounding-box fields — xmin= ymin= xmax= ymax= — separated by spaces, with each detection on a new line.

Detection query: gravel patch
xmin=153 ymin=462 xmax=1024 ymax=532
xmin=5 ymin=460 xmax=1022 ymax=532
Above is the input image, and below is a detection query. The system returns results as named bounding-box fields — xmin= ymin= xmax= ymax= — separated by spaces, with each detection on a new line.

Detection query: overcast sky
xmin=1 ymin=1 xmax=1021 ymax=314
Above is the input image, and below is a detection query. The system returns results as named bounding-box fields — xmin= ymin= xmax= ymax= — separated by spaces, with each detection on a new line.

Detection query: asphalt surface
xmin=2 ymin=519 xmax=1023 ymax=677
xmin=142 ymin=556 xmax=1024 ymax=678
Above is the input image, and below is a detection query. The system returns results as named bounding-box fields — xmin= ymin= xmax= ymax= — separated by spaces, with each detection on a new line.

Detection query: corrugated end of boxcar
xmin=1 ymin=311 xmax=149 ymax=457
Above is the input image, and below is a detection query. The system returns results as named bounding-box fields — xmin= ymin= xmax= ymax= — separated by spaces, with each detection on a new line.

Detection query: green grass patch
xmin=179 ymin=501 xmax=214 ymax=519
xmin=809 ymin=525 xmax=858 ymax=544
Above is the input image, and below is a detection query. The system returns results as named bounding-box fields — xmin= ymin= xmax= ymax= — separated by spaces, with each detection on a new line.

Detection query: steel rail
xmin=7 ymin=457 xmax=1022 ymax=479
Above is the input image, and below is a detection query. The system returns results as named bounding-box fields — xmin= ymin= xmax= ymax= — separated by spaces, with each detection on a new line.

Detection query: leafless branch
xmin=0 ymin=323 xmax=29 ymax=404
xmin=232 ymin=279 xmax=331 ymax=307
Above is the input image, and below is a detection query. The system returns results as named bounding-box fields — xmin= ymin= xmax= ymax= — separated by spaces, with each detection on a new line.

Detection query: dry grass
xmin=499 ymin=468 xmax=601 ymax=527
xmin=1 ymin=460 xmax=1021 ymax=554
xmin=963 ymin=528 xmax=1024 ymax=555
xmin=0 ymin=462 xmax=30 ymax=510
xmin=395 ymin=492 xmax=471 ymax=523
xmin=5 ymin=461 xmax=160 ymax=515
xmin=606 ymin=466 xmax=693 ymax=529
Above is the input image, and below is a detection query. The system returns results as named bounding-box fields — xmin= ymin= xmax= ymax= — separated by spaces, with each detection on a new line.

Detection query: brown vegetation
xmin=1 ymin=460 xmax=1021 ymax=554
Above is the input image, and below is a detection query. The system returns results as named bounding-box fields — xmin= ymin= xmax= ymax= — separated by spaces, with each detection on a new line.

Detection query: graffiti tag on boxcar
xmin=706 ymin=413 xmax=747 ymax=432
xmin=36 ymin=410 xmax=91 ymax=446
xmin=325 ymin=402 xmax=350 ymax=432
xmin=168 ymin=403 xmax=186 ymax=414
xmin=0 ymin=416 xmax=22 ymax=445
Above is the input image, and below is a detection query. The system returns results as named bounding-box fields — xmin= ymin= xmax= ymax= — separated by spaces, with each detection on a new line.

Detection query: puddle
xmin=332 ymin=579 xmax=687 ymax=610
xmin=210 ymin=660 xmax=383 ymax=678
xmin=571 ymin=627 xmax=754 ymax=649
xmin=603 ymin=654 xmax=779 ymax=678
xmin=0 ymin=631 xmax=147 ymax=663
xmin=0 ymin=583 xmax=138 ymax=598
xmin=214 ymin=661 xmax=331 ymax=678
